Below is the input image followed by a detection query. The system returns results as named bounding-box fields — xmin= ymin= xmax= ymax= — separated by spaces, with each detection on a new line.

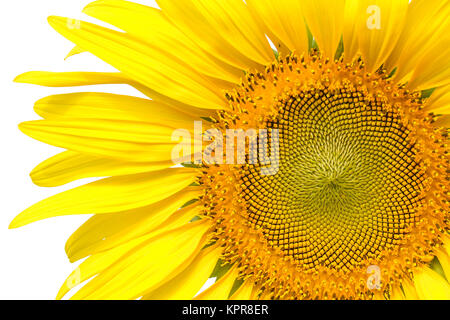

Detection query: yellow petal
xmin=413 ymin=267 xmax=450 ymax=300
xmin=342 ymin=0 xmax=360 ymax=62
xmin=34 ymin=92 xmax=201 ymax=122
xmin=350 ymin=0 xmax=409 ymax=72
xmin=71 ymin=220 xmax=212 ymax=300
xmin=401 ymin=279 xmax=420 ymax=300
xmin=20 ymin=118 xmax=180 ymax=143
xmin=65 ymin=46 xmax=86 ymax=60
xmin=195 ymin=265 xmax=239 ymax=300
xmin=437 ymin=238 xmax=450 ymax=282
xmin=31 ymin=151 xmax=173 ymax=187
xmin=156 ymin=0 xmax=273 ymax=70
xmin=9 ymin=168 xmax=197 ymax=228
xmin=66 ymin=189 xmax=202 ymax=262
xmin=389 ymin=286 xmax=405 ymax=300
xmin=83 ymin=0 xmax=242 ymax=84
xmin=57 ymin=232 xmax=153 ymax=299
xmin=434 ymin=115 xmax=450 ymax=128
xmin=14 ymin=71 xmax=221 ymax=114
xmin=14 ymin=71 xmax=128 ymax=87
xmin=14 ymin=70 xmax=162 ymax=101
xmin=143 ymin=245 xmax=222 ymax=300
xmin=230 ymin=280 xmax=254 ymax=300
xmin=19 ymin=119 xmax=191 ymax=162
xmin=301 ymin=0 xmax=346 ymax=59
xmin=48 ymin=16 xmax=225 ymax=110
xmin=386 ymin=0 xmax=450 ymax=83
xmin=407 ymin=34 xmax=450 ymax=90
xmin=247 ymin=0 xmax=309 ymax=55
xmin=425 ymin=85 xmax=450 ymax=115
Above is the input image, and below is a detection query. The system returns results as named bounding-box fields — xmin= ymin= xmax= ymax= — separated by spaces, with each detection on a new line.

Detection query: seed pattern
xmin=242 ymin=88 xmax=423 ymax=272
xmin=201 ymin=53 xmax=449 ymax=299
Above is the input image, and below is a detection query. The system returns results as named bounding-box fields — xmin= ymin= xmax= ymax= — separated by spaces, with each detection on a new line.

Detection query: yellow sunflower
xmin=11 ymin=0 xmax=450 ymax=300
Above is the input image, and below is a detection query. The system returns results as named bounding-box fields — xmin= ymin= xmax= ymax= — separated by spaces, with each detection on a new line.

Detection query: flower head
xmin=12 ymin=0 xmax=450 ymax=300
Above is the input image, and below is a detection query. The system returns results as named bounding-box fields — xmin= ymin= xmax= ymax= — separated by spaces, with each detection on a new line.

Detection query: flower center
xmin=242 ymin=89 xmax=423 ymax=271
xmin=202 ymin=53 xmax=448 ymax=299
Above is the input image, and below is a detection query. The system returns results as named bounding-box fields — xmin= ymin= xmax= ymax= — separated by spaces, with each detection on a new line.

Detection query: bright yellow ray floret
xmin=11 ymin=0 xmax=450 ymax=300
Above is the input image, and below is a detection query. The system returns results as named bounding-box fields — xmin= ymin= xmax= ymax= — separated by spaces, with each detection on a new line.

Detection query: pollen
xmin=200 ymin=53 xmax=449 ymax=300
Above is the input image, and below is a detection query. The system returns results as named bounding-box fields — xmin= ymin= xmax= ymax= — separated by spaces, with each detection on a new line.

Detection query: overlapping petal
xmin=65 ymin=188 xmax=202 ymax=262
xmin=70 ymin=220 xmax=211 ymax=299
xmin=48 ymin=16 xmax=226 ymax=110
xmin=143 ymin=245 xmax=222 ymax=300
xmin=386 ymin=0 xmax=450 ymax=85
xmin=31 ymin=151 xmax=173 ymax=187
xmin=195 ymin=266 xmax=239 ymax=300
xmin=83 ymin=0 xmax=243 ymax=84
xmin=156 ymin=0 xmax=274 ymax=70
xmin=247 ymin=0 xmax=309 ymax=56
xmin=301 ymin=0 xmax=346 ymax=59
xmin=344 ymin=0 xmax=409 ymax=72
xmin=9 ymin=168 xmax=197 ymax=228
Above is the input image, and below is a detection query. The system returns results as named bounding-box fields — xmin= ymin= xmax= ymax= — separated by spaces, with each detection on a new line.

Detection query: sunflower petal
xmin=66 ymin=188 xmax=202 ymax=262
xmin=425 ymin=86 xmax=450 ymax=115
xmin=437 ymin=251 xmax=450 ymax=283
xmin=9 ymin=168 xmax=197 ymax=228
xmin=349 ymin=0 xmax=409 ymax=72
xmin=195 ymin=265 xmax=239 ymax=300
xmin=436 ymin=238 xmax=450 ymax=281
xmin=386 ymin=0 xmax=450 ymax=84
xmin=14 ymin=70 xmax=222 ymax=113
xmin=14 ymin=71 xmax=128 ymax=87
xmin=48 ymin=16 xmax=225 ymax=110
xmin=406 ymin=35 xmax=450 ymax=90
xmin=389 ymin=286 xmax=405 ymax=300
xmin=413 ymin=267 xmax=450 ymax=300
xmin=401 ymin=280 xmax=419 ymax=300
xmin=342 ymin=0 xmax=360 ymax=62
xmin=156 ymin=0 xmax=273 ymax=69
xmin=57 ymin=232 xmax=153 ymax=299
xmin=71 ymin=220 xmax=211 ymax=299
xmin=31 ymin=151 xmax=173 ymax=187
xmin=83 ymin=0 xmax=242 ymax=84
xmin=34 ymin=92 xmax=201 ymax=122
xmin=14 ymin=71 xmax=165 ymax=101
xmin=230 ymin=280 xmax=254 ymax=300
xmin=19 ymin=118 xmax=193 ymax=162
xmin=143 ymin=245 xmax=222 ymax=300
xmin=434 ymin=115 xmax=450 ymax=128
xmin=65 ymin=46 xmax=86 ymax=60
xmin=247 ymin=0 xmax=309 ymax=55
xmin=301 ymin=0 xmax=346 ymax=59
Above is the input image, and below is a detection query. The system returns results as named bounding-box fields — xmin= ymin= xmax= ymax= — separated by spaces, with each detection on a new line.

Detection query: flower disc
xmin=202 ymin=54 xmax=449 ymax=299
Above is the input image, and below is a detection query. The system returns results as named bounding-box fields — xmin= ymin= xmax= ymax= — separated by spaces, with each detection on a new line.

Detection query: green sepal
xmin=430 ymin=256 xmax=447 ymax=281
xmin=210 ymin=259 xmax=233 ymax=280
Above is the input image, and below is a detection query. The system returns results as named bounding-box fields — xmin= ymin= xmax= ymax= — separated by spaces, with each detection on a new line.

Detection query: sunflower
xmin=11 ymin=0 xmax=450 ymax=300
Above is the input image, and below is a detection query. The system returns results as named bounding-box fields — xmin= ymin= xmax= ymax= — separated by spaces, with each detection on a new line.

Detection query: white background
xmin=0 ymin=0 xmax=195 ymax=299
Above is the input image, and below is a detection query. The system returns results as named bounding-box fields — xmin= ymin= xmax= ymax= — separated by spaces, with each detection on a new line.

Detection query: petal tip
xmin=8 ymin=216 xmax=24 ymax=229
xmin=55 ymin=288 xmax=66 ymax=300
xmin=18 ymin=122 xmax=33 ymax=135
xmin=14 ymin=72 xmax=33 ymax=84
xmin=47 ymin=16 xmax=68 ymax=31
